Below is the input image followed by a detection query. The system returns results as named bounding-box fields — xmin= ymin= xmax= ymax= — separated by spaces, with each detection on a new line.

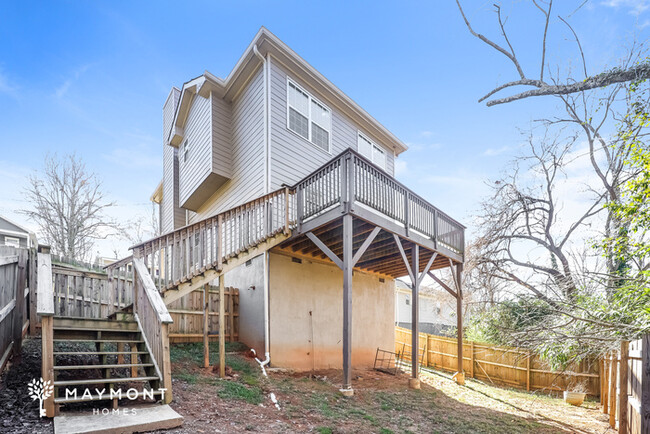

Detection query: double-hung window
xmin=182 ymin=140 xmax=189 ymax=163
xmin=357 ymin=133 xmax=387 ymax=170
xmin=287 ymin=79 xmax=331 ymax=152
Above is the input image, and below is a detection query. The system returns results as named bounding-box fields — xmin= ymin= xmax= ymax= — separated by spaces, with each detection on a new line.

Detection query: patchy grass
xmin=169 ymin=341 xmax=249 ymax=364
xmin=218 ymin=381 xmax=263 ymax=405
xmin=167 ymin=347 xmax=611 ymax=433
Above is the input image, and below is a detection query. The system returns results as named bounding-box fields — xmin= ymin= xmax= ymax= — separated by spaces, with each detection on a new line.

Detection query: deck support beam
xmin=342 ymin=214 xmax=353 ymax=393
xmin=219 ymin=276 xmax=225 ymax=378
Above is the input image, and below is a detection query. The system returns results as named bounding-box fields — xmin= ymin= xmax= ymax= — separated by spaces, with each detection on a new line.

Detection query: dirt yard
xmin=163 ymin=343 xmax=613 ymax=434
xmin=0 ymin=340 xmax=613 ymax=433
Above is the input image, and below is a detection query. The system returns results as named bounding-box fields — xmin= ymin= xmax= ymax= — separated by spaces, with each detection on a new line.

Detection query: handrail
xmin=133 ymin=257 xmax=172 ymax=324
xmin=36 ymin=253 xmax=54 ymax=316
xmin=294 ymin=149 xmax=465 ymax=255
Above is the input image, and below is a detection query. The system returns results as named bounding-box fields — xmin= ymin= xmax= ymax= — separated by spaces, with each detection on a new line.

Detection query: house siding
xmin=161 ymin=88 xmax=183 ymax=233
xmin=211 ymin=93 xmax=233 ymax=177
xmin=189 ymin=66 xmax=265 ymax=222
xmin=178 ymin=93 xmax=212 ymax=208
xmin=161 ymin=144 xmax=184 ymax=233
xmin=163 ymin=88 xmax=180 ymax=145
xmin=269 ymin=60 xmax=394 ymax=190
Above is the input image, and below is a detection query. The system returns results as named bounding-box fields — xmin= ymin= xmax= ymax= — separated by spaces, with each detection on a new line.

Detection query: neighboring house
xmin=395 ymin=279 xmax=457 ymax=336
xmin=0 ymin=215 xmax=35 ymax=248
xmin=151 ymin=28 xmax=465 ymax=384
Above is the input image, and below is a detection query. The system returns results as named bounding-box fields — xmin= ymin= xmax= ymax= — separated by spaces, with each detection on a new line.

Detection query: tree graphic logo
xmin=27 ymin=378 xmax=54 ymax=417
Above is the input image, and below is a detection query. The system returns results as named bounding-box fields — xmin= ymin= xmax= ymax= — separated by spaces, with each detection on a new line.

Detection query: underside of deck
xmin=276 ymin=213 xmax=459 ymax=279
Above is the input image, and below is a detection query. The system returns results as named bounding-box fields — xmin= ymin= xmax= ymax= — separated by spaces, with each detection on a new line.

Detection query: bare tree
xmin=21 ymin=154 xmax=120 ymax=261
xmin=456 ymin=0 xmax=650 ymax=106
xmin=457 ymin=1 xmax=649 ymax=292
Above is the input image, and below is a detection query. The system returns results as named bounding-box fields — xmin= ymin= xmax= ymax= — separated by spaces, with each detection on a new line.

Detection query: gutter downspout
xmin=253 ymin=44 xmax=271 ymax=375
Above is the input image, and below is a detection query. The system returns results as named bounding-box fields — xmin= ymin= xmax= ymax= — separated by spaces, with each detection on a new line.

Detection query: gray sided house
xmin=395 ymin=279 xmax=458 ymax=336
xmin=151 ymin=27 xmax=466 ymax=388
xmin=0 ymin=215 xmax=35 ymax=249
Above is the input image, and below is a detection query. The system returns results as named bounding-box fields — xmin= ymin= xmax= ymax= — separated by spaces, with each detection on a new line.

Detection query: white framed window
xmin=287 ymin=79 xmax=331 ymax=152
xmin=357 ymin=132 xmax=387 ymax=170
xmin=4 ymin=237 xmax=19 ymax=248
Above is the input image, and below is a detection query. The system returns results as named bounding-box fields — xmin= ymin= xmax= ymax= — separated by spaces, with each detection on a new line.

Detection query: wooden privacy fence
xmin=167 ymin=285 xmax=239 ymax=343
xmin=601 ymin=337 xmax=649 ymax=433
xmin=0 ymin=246 xmax=28 ymax=374
xmin=395 ymin=327 xmax=600 ymax=395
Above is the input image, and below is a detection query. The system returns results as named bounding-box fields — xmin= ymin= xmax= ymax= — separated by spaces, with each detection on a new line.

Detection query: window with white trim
xmin=357 ymin=133 xmax=387 ymax=170
xmin=4 ymin=237 xmax=19 ymax=248
xmin=287 ymin=80 xmax=331 ymax=152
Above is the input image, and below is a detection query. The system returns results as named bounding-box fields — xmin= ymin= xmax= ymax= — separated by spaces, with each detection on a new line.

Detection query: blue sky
xmin=0 ymin=0 xmax=648 ymax=258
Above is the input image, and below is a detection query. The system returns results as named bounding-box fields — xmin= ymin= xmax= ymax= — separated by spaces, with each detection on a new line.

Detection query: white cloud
xmin=54 ymin=64 xmax=92 ymax=99
xmin=395 ymin=159 xmax=408 ymax=176
xmin=601 ymin=0 xmax=650 ymax=14
xmin=482 ymin=146 xmax=510 ymax=156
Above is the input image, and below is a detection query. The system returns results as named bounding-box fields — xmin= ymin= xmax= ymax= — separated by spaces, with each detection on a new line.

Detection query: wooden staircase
xmin=51 ymin=317 xmax=163 ymax=407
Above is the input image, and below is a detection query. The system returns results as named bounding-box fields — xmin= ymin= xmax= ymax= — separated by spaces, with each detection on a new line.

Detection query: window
xmin=287 ymin=79 xmax=331 ymax=152
xmin=182 ymin=140 xmax=189 ymax=163
xmin=357 ymin=133 xmax=387 ymax=170
xmin=3 ymin=237 xmax=19 ymax=248
xmin=405 ymin=296 xmax=410 ymax=306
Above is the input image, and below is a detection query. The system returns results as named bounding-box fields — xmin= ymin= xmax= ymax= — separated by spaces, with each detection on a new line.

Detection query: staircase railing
xmin=129 ymin=187 xmax=294 ymax=291
xmin=132 ymin=257 xmax=173 ymax=403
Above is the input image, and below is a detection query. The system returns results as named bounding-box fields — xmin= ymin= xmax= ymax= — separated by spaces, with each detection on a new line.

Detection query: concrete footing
xmin=339 ymin=388 xmax=354 ymax=397
xmin=408 ymin=378 xmax=420 ymax=389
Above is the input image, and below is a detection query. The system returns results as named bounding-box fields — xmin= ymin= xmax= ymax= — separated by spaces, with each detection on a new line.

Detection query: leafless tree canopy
xmin=21 ymin=154 xmax=120 ymax=261
xmin=456 ymin=0 xmax=650 ymax=106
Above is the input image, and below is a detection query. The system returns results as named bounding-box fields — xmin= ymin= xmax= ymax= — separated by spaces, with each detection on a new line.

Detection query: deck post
xmin=454 ymin=263 xmax=465 ymax=385
xmin=341 ymin=214 xmax=353 ymax=394
xmin=219 ymin=276 xmax=226 ymax=378
xmin=409 ymin=243 xmax=420 ymax=389
xmin=203 ymin=284 xmax=209 ymax=368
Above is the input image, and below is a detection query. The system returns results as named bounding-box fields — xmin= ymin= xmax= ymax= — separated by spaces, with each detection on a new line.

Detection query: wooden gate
xmin=0 ymin=246 xmax=28 ymax=374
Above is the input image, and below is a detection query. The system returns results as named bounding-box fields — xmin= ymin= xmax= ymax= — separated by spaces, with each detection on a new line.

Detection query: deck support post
xmin=453 ymin=263 xmax=465 ymax=385
xmin=341 ymin=214 xmax=353 ymax=394
xmin=219 ymin=276 xmax=226 ymax=378
xmin=410 ymin=243 xmax=420 ymax=389
xmin=203 ymin=284 xmax=209 ymax=368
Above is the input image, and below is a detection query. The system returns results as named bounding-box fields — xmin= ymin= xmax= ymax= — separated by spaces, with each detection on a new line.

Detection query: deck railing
xmin=127 ymin=187 xmax=293 ymax=291
xmin=295 ymin=150 xmax=465 ymax=255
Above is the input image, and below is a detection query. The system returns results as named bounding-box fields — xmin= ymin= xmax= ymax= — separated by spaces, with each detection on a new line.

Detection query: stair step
xmin=53 ymin=326 xmax=140 ymax=333
xmin=54 ymin=376 xmax=159 ymax=387
xmin=52 ymin=404 xmax=183 ymax=433
xmin=54 ymin=389 xmax=162 ymax=404
xmin=53 ymin=339 xmax=144 ymax=344
xmin=54 ymin=363 xmax=153 ymax=371
xmin=53 ymin=317 xmax=138 ymax=331
xmin=53 ymin=351 xmax=148 ymax=356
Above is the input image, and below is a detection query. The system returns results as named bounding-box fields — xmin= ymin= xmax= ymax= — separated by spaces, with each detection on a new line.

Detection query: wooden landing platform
xmin=53 ymin=404 xmax=183 ymax=434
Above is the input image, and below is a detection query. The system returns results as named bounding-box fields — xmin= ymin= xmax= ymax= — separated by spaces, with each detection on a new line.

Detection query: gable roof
xmin=168 ymin=27 xmax=408 ymax=155
xmin=0 ymin=215 xmax=32 ymax=237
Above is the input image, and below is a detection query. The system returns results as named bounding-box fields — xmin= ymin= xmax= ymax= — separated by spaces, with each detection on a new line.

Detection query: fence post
xmin=642 ymin=335 xmax=649 ymax=434
xmin=526 ymin=351 xmax=531 ymax=392
xmin=619 ymin=341 xmax=629 ymax=434
xmin=470 ymin=341 xmax=475 ymax=379
xmin=609 ymin=351 xmax=618 ymax=428
xmin=603 ymin=356 xmax=610 ymax=414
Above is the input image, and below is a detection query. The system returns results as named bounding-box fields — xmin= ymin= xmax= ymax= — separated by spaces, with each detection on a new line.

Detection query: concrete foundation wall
xmin=269 ymin=252 xmax=395 ymax=371
xmin=224 ymin=254 xmax=265 ymax=356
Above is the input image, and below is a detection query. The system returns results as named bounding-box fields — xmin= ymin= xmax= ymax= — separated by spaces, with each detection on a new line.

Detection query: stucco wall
xmin=223 ymin=254 xmax=266 ymax=356
xmin=269 ymin=252 xmax=395 ymax=371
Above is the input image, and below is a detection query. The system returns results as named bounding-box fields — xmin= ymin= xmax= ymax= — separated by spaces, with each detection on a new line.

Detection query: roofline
xmin=150 ymin=180 xmax=163 ymax=203
xmin=169 ymin=27 xmax=408 ymax=155
xmin=0 ymin=215 xmax=34 ymax=236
